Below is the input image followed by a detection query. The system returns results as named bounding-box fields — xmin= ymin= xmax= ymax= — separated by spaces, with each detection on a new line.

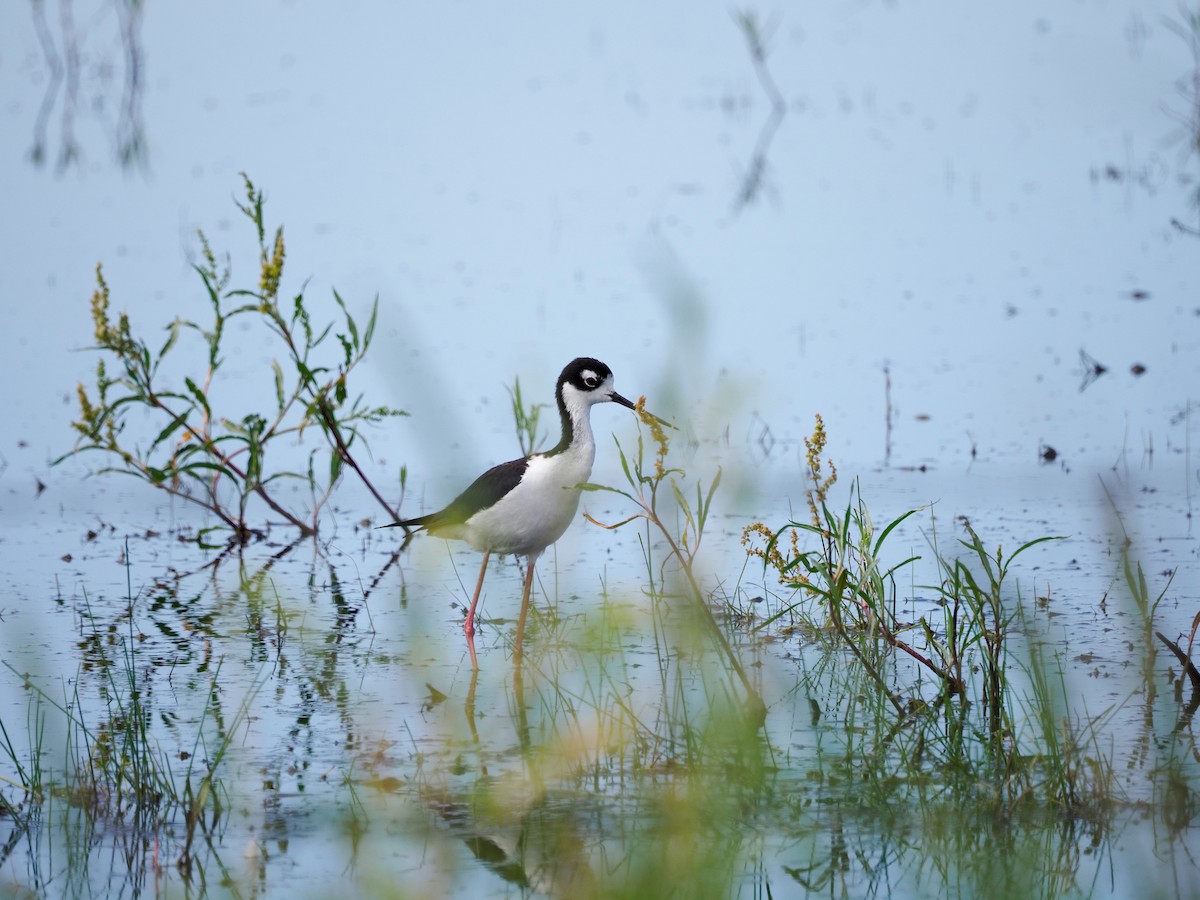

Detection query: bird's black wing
xmin=393 ymin=456 xmax=530 ymax=530
xmin=437 ymin=457 xmax=530 ymax=525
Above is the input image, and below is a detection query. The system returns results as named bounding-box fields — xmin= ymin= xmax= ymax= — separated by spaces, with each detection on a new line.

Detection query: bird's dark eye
xmin=581 ymin=370 xmax=599 ymax=388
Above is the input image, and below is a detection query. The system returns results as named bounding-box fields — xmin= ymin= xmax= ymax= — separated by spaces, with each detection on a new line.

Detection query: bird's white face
xmin=574 ymin=366 xmax=611 ymax=400
xmin=561 ymin=373 xmax=607 ymax=426
xmin=562 ymin=368 xmax=636 ymax=417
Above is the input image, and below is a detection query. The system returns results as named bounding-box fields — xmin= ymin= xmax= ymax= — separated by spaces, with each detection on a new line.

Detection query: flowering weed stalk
xmin=58 ymin=175 xmax=404 ymax=542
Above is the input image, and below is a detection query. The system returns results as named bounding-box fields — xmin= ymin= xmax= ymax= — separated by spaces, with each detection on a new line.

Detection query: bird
xmin=388 ymin=357 xmax=670 ymax=664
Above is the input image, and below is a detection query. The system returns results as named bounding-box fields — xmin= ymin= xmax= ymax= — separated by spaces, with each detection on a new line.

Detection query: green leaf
xmin=669 ymin=481 xmax=694 ymax=530
xmin=272 ymin=360 xmax=285 ymax=409
xmin=149 ymin=414 xmax=189 ymax=452
xmin=614 ymin=437 xmax=635 ymax=488
xmin=334 ymin=289 xmax=360 ymax=349
xmin=576 ymin=481 xmax=636 ymax=503
xmin=362 ymin=296 xmax=379 ymax=348
xmin=179 ymin=460 xmax=240 ymax=481
xmin=310 ymin=321 xmax=333 ymax=347
xmin=184 ymin=377 xmax=211 ymax=418
xmin=873 ymin=507 xmax=921 ymax=557
xmin=294 ymin=294 xmax=313 ymax=344
xmin=195 ymin=265 xmax=222 ymax=311
xmin=701 ymin=467 xmax=722 ymax=523
xmin=158 ymin=318 xmax=184 ymax=358
xmin=194 ymin=524 xmax=229 ymax=549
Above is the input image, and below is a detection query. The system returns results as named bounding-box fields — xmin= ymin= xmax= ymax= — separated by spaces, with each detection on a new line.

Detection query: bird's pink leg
xmin=464 ymin=550 xmax=490 ymax=639
xmin=466 ymin=631 xmax=479 ymax=670
xmin=514 ymin=554 xmax=538 ymax=663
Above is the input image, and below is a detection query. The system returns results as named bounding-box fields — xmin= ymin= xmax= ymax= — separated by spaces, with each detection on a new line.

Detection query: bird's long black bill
xmin=611 ymin=391 xmax=675 ymax=430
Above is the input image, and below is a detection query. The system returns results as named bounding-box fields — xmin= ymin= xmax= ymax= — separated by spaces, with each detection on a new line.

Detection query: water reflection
xmin=0 ymin=522 xmax=1198 ymax=896
xmin=731 ymin=10 xmax=787 ymax=213
xmin=423 ymin=779 xmax=596 ymax=895
xmin=27 ymin=0 xmax=147 ymax=174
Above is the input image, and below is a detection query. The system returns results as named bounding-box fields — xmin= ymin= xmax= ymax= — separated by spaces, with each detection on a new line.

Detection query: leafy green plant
xmin=58 ymin=174 xmax=404 ymax=543
xmin=741 ymin=416 xmax=1103 ymax=809
xmin=745 ymin=417 xmax=1060 ymax=718
xmin=743 ymin=417 xmax=928 ymax=713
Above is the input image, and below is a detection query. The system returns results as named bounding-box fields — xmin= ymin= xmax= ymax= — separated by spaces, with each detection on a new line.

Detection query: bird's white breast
xmin=461 ymin=435 xmax=596 ymax=557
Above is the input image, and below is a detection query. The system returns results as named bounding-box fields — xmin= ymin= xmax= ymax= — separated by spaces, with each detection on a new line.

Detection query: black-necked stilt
xmin=389 ymin=357 xmax=669 ymax=662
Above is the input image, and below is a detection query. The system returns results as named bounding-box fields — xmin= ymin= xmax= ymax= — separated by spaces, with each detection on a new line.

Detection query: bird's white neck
xmin=545 ymin=381 xmax=598 ymax=461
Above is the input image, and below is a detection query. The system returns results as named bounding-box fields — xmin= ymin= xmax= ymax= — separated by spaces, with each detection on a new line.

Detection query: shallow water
xmin=2 ymin=451 xmax=1196 ymax=896
xmin=2 ymin=1 xmax=1199 ymax=897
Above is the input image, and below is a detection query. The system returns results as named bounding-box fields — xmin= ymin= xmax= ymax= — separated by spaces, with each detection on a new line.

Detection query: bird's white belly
xmin=462 ymin=449 xmax=593 ymax=556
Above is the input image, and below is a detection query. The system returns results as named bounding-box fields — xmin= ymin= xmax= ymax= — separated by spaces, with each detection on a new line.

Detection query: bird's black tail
xmin=378 ymin=514 xmax=435 ymax=534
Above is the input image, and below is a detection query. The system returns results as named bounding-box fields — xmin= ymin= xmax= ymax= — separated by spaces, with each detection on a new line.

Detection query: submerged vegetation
xmin=57 ymin=175 xmax=405 ymax=544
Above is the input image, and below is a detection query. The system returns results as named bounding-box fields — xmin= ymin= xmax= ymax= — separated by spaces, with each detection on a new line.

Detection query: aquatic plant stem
xmin=638 ymin=495 xmax=765 ymax=722
xmin=586 ymin=416 xmax=765 ymax=723
xmin=822 ymin=561 xmax=905 ymax=717
xmin=313 ymin=395 xmax=399 ymax=524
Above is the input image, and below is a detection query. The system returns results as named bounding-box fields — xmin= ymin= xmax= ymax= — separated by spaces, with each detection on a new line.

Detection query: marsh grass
xmin=0 ymin=548 xmax=261 ymax=885
xmin=740 ymin=416 xmax=1141 ymax=823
